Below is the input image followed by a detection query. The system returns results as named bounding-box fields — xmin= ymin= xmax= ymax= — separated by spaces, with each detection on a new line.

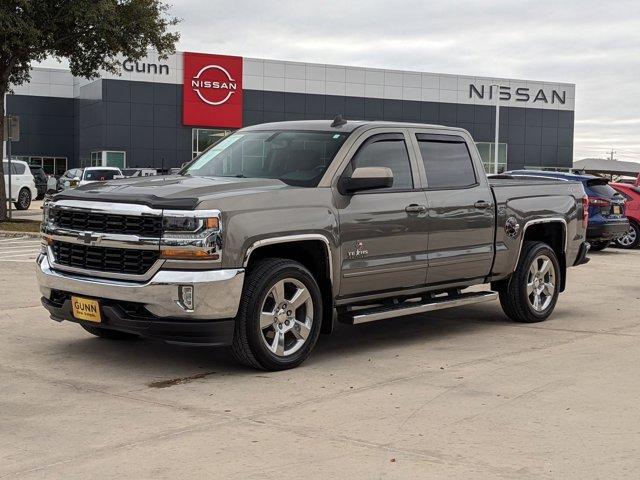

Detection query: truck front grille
xmin=52 ymin=241 xmax=159 ymax=276
xmin=51 ymin=208 xmax=162 ymax=236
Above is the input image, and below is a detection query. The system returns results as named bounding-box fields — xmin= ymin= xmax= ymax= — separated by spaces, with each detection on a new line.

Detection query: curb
xmin=0 ymin=230 xmax=41 ymax=239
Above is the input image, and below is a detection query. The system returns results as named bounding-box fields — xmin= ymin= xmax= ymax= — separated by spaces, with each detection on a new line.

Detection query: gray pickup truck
xmin=37 ymin=119 xmax=590 ymax=370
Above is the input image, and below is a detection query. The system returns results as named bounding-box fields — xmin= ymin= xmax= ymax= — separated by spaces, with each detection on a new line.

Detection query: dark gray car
xmin=37 ymin=120 xmax=590 ymax=370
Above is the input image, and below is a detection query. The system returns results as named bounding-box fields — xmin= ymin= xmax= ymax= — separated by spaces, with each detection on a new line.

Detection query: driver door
xmin=334 ymin=130 xmax=429 ymax=299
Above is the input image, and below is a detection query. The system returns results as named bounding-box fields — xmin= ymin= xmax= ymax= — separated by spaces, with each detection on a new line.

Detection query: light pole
xmin=490 ymin=84 xmax=500 ymax=174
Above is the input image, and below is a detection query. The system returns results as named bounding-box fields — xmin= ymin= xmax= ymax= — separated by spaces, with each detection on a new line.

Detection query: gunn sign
xmin=183 ymin=52 xmax=243 ymax=128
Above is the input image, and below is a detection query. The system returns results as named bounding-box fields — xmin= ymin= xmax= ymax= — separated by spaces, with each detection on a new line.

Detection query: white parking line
xmin=0 ymin=237 xmax=41 ymax=263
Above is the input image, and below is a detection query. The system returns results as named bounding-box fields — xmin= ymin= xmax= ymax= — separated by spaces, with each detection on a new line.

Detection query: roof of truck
xmin=241 ymin=119 xmax=469 ymax=134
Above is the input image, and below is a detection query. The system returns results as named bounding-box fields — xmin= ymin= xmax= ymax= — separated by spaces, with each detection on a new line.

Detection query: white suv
xmin=3 ymin=159 xmax=38 ymax=210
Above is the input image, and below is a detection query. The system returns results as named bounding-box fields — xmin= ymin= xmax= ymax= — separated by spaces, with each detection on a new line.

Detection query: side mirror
xmin=338 ymin=167 xmax=393 ymax=195
xmin=72 ymin=176 xmax=80 ymax=182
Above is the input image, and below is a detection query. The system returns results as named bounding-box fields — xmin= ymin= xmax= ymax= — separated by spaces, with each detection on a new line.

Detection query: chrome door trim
xmin=243 ymin=233 xmax=333 ymax=284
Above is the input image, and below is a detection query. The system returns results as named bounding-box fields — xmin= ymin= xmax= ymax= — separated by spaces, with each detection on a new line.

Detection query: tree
xmin=0 ymin=0 xmax=180 ymax=220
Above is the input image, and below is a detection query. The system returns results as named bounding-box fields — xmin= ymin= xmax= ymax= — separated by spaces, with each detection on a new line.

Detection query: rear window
xmin=416 ymin=135 xmax=477 ymax=189
xmin=587 ymin=180 xmax=619 ymax=198
xmin=84 ymin=169 xmax=120 ymax=181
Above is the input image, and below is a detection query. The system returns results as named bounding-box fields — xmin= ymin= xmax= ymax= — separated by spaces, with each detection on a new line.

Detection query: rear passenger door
xmin=410 ymin=131 xmax=495 ymax=286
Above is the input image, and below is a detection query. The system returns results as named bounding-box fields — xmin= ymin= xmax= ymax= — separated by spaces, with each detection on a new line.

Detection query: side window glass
xmin=347 ymin=134 xmax=413 ymax=191
xmin=417 ymin=136 xmax=477 ymax=189
xmin=14 ymin=163 xmax=26 ymax=174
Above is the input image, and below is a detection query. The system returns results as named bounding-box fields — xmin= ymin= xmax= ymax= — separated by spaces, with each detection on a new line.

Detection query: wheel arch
xmin=519 ymin=219 xmax=567 ymax=292
xmin=243 ymin=234 xmax=335 ymax=334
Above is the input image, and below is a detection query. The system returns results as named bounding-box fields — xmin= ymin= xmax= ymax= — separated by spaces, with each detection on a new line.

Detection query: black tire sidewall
xmin=243 ymin=262 xmax=323 ymax=370
xmin=517 ymin=243 xmax=561 ymax=321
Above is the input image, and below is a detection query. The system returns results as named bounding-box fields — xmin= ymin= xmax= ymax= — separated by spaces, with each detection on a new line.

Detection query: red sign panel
xmin=183 ymin=52 xmax=243 ymax=128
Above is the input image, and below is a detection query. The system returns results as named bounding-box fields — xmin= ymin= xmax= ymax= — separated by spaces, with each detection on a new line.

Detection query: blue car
xmin=506 ymin=170 xmax=629 ymax=251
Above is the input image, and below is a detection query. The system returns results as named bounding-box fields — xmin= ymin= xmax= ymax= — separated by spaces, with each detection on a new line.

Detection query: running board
xmin=340 ymin=291 xmax=498 ymax=325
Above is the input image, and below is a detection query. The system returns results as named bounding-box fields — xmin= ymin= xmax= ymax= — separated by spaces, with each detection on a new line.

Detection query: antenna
xmin=331 ymin=114 xmax=347 ymax=128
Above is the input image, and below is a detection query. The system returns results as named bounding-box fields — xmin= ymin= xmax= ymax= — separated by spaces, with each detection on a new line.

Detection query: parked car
xmin=611 ymin=183 xmax=640 ymax=249
xmin=3 ymin=159 xmax=37 ymax=210
xmin=58 ymin=167 xmax=124 ymax=190
xmin=57 ymin=168 xmax=83 ymax=191
xmin=506 ymin=170 xmax=629 ymax=251
xmin=38 ymin=120 xmax=590 ymax=370
xmin=28 ymin=165 xmax=49 ymax=200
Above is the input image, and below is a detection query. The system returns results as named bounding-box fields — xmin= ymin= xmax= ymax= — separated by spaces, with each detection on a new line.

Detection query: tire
xmin=589 ymin=241 xmax=608 ymax=252
xmin=497 ymin=241 xmax=561 ymax=323
xmin=614 ymin=221 xmax=640 ymax=249
xmin=14 ymin=188 xmax=31 ymax=210
xmin=81 ymin=324 xmax=139 ymax=340
xmin=231 ymin=258 xmax=323 ymax=371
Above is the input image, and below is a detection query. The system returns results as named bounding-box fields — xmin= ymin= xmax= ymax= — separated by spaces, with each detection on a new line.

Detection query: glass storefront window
xmin=10 ymin=155 xmax=67 ymax=175
xmin=192 ymin=128 xmax=233 ymax=158
xmin=476 ymin=142 xmax=507 ymax=174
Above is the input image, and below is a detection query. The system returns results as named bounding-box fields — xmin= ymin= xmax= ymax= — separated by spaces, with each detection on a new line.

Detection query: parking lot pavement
xmin=0 ymin=236 xmax=41 ymax=263
xmin=3 ymin=200 xmax=44 ymax=221
xmin=1 ymin=247 xmax=639 ymax=479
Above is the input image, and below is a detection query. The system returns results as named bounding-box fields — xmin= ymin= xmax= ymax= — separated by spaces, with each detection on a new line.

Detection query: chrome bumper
xmin=36 ymin=254 xmax=244 ymax=320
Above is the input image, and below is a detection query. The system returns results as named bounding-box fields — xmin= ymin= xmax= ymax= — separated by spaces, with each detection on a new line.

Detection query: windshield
xmin=183 ymin=130 xmax=350 ymax=187
xmin=84 ymin=169 xmax=121 ymax=181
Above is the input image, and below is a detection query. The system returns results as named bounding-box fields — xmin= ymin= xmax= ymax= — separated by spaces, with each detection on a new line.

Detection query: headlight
xmin=160 ymin=210 xmax=222 ymax=260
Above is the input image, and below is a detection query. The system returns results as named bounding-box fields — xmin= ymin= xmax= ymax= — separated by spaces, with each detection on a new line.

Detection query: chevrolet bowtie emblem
xmin=78 ymin=232 xmax=102 ymax=245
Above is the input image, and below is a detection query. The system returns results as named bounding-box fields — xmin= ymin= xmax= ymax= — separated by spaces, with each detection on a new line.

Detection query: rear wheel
xmin=589 ymin=241 xmax=608 ymax=252
xmin=81 ymin=324 xmax=139 ymax=340
xmin=232 ymin=258 xmax=322 ymax=371
xmin=615 ymin=221 xmax=639 ymax=249
xmin=14 ymin=188 xmax=31 ymax=210
xmin=497 ymin=241 xmax=560 ymax=323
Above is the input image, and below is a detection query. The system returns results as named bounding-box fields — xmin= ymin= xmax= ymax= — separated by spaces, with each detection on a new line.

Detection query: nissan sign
xmin=183 ymin=53 xmax=243 ymax=128
xmin=469 ymin=84 xmax=566 ymax=105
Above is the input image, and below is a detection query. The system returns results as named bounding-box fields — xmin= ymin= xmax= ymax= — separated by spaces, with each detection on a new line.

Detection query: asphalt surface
xmin=1 ymin=241 xmax=639 ymax=479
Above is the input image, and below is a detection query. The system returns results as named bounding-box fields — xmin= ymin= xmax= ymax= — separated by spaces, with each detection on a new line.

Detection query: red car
xmin=611 ymin=182 xmax=640 ymax=249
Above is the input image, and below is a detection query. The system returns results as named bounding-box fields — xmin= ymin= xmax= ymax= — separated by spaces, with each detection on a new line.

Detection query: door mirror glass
xmin=339 ymin=167 xmax=393 ymax=194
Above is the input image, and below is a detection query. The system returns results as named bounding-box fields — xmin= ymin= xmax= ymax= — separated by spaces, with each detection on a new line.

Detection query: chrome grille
xmin=52 ymin=241 xmax=159 ymax=276
xmin=51 ymin=208 xmax=162 ymax=236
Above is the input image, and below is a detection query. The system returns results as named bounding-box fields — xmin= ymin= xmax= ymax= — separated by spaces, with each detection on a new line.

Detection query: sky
xmin=165 ymin=0 xmax=640 ymax=163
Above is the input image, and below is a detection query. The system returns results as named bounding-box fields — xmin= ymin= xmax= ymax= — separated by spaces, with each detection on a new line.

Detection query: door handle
xmin=405 ymin=204 xmax=427 ymax=214
xmin=474 ymin=200 xmax=491 ymax=209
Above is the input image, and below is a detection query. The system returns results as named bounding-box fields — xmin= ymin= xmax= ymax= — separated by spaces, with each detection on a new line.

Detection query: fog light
xmin=178 ymin=285 xmax=194 ymax=311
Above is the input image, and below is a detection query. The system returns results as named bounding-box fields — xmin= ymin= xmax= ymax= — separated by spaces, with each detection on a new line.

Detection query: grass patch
xmin=0 ymin=219 xmax=41 ymax=233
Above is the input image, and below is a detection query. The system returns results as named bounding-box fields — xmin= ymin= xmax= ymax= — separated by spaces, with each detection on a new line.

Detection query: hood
xmin=52 ymin=175 xmax=291 ymax=209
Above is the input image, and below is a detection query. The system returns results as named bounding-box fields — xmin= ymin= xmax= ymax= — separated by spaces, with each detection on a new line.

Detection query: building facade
xmin=6 ymin=51 xmax=575 ymax=175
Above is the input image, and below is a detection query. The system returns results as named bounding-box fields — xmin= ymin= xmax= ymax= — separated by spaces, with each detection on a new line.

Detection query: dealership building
xmin=6 ymin=51 xmax=575 ymax=176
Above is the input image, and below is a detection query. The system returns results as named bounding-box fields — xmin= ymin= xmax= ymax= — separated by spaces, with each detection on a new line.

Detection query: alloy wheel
xmin=259 ymin=278 xmax=314 ymax=357
xmin=526 ymin=254 xmax=556 ymax=312
xmin=617 ymin=225 xmax=637 ymax=247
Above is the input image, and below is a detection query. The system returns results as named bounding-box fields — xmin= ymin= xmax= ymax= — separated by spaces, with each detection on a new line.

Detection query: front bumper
xmin=587 ymin=220 xmax=630 ymax=241
xmin=37 ymin=253 xmax=244 ymax=323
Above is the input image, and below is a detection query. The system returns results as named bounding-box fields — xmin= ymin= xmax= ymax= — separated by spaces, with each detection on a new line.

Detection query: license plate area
xmin=71 ymin=296 xmax=101 ymax=323
xmin=612 ymin=205 xmax=621 ymax=215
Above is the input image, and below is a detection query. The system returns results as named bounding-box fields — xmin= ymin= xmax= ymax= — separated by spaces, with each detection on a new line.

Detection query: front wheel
xmin=497 ymin=241 xmax=561 ymax=323
xmin=615 ymin=221 xmax=639 ymax=249
xmin=14 ymin=188 xmax=31 ymax=210
xmin=232 ymin=258 xmax=323 ymax=371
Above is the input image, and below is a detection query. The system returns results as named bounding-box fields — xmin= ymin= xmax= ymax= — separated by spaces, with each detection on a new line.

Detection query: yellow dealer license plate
xmin=71 ymin=296 xmax=101 ymax=323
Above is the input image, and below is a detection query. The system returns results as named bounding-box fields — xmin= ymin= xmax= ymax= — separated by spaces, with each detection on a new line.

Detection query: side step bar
xmin=340 ymin=291 xmax=498 ymax=325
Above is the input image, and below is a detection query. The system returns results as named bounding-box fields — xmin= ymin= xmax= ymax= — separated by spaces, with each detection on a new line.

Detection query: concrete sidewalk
xmin=1 ymin=249 xmax=639 ymax=479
